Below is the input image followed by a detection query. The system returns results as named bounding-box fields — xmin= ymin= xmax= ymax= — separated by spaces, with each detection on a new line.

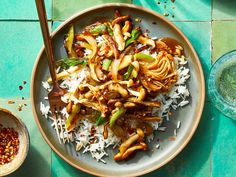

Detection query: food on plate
xmin=40 ymin=10 xmax=190 ymax=163
xmin=0 ymin=124 xmax=20 ymax=165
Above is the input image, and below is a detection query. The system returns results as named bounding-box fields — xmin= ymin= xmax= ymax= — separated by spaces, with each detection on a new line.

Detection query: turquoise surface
xmin=0 ymin=0 xmax=52 ymax=20
xmin=133 ymin=0 xmax=211 ymax=21
xmin=0 ymin=0 xmax=236 ymax=177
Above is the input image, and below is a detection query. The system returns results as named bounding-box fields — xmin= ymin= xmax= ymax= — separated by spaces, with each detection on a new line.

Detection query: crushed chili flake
xmin=19 ymin=86 xmax=23 ymax=90
xmin=169 ymin=137 xmax=176 ymax=141
xmin=18 ymin=104 xmax=23 ymax=111
xmin=145 ymin=29 xmax=150 ymax=33
xmin=7 ymin=100 xmax=15 ymax=104
xmin=0 ymin=124 xmax=20 ymax=166
xmin=23 ymin=81 xmax=27 ymax=85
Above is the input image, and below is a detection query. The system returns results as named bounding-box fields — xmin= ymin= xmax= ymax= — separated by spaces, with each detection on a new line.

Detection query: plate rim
xmin=30 ymin=3 xmax=205 ymax=176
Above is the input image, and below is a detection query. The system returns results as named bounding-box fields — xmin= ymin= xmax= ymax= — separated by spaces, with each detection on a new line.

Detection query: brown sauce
xmin=160 ymin=37 xmax=184 ymax=55
xmin=160 ymin=37 xmax=180 ymax=52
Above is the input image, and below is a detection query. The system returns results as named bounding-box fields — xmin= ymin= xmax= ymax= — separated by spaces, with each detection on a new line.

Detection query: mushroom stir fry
xmin=49 ymin=10 xmax=184 ymax=161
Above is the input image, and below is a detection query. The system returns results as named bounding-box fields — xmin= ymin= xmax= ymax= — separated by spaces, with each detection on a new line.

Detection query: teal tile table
xmin=0 ymin=0 xmax=236 ymax=177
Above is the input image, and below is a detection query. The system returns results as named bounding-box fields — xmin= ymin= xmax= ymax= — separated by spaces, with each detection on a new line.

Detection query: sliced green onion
xmin=90 ymin=24 xmax=107 ymax=35
xmin=102 ymin=59 xmax=112 ymax=71
xmin=125 ymin=28 xmax=141 ymax=47
xmin=107 ymin=25 xmax=113 ymax=36
xmin=109 ymin=108 xmax=126 ymax=127
xmin=134 ymin=53 xmax=155 ymax=62
xmin=96 ymin=114 xmax=107 ymax=126
xmin=57 ymin=57 xmax=87 ymax=69
xmin=123 ymin=65 xmax=134 ymax=80
xmin=65 ymin=25 xmax=77 ymax=58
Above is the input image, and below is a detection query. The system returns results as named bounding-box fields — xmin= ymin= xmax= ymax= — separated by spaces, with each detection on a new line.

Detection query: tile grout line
xmin=0 ymin=19 xmax=52 ymax=22
xmin=210 ymin=0 xmax=213 ymax=177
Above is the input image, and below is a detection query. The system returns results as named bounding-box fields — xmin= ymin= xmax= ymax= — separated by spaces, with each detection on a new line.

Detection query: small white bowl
xmin=0 ymin=108 xmax=29 ymax=176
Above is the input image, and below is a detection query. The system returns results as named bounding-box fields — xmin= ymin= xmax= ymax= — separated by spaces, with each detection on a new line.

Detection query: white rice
xmin=177 ymin=121 xmax=181 ymax=129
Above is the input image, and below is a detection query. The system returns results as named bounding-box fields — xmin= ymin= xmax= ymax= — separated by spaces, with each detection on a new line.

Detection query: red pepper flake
xmin=145 ymin=29 xmax=150 ymax=33
xmin=163 ymin=12 xmax=169 ymax=17
xmin=89 ymin=126 xmax=96 ymax=144
xmin=18 ymin=104 xmax=23 ymax=111
xmin=19 ymin=86 xmax=23 ymax=90
xmin=157 ymin=1 xmax=160 ymax=4
xmin=7 ymin=100 xmax=15 ymax=104
xmin=171 ymin=0 xmax=175 ymax=3
xmin=169 ymin=137 xmax=176 ymax=141
xmin=23 ymin=81 xmax=27 ymax=85
xmin=0 ymin=125 xmax=20 ymax=166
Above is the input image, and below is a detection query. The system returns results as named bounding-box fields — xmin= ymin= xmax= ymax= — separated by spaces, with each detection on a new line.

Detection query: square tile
xmin=133 ymin=0 xmax=211 ymax=21
xmin=0 ymin=22 xmax=52 ymax=98
xmin=212 ymin=109 xmax=236 ymax=177
xmin=212 ymin=21 xmax=236 ymax=63
xmin=212 ymin=0 xmax=236 ymax=20
xmin=0 ymin=0 xmax=52 ymax=20
xmin=53 ymin=0 xmax=132 ymax=21
xmin=52 ymin=21 xmax=62 ymax=31
xmin=0 ymin=99 xmax=51 ymax=177
xmin=52 ymin=152 xmax=92 ymax=177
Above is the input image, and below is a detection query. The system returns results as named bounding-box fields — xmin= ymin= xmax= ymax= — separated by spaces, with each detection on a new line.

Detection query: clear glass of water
xmin=208 ymin=50 xmax=236 ymax=119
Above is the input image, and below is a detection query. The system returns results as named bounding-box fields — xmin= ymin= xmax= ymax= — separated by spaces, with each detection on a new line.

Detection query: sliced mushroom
xmin=137 ymin=35 xmax=155 ymax=48
xmin=118 ymin=55 xmax=132 ymax=70
xmin=123 ymin=102 xmax=136 ymax=108
xmin=102 ymin=34 xmax=119 ymax=59
xmin=108 ymin=84 xmax=128 ymax=98
xmin=119 ymin=133 xmax=139 ymax=154
xmin=127 ymin=87 xmax=146 ymax=101
xmin=103 ymin=122 xmax=109 ymax=139
xmin=128 ymin=97 xmax=161 ymax=107
xmin=94 ymin=57 xmax=106 ymax=81
xmin=66 ymin=101 xmax=73 ymax=114
xmin=121 ymin=142 xmax=147 ymax=160
xmin=112 ymin=15 xmax=130 ymax=26
xmin=114 ymin=128 xmax=146 ymax=161
xmin=47 ymin=65 xmax=82 ymax=84
xmin=110 ymin=45 xmax=134 ymax=81
xmin=122 ymin=21 xmax=132 ymax=33
xmin=113 ymin=23 xmax=125 ymax=51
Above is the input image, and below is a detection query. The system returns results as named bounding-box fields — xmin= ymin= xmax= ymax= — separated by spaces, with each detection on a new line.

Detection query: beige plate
xmin=0 ymin=108 xmax=29 ymax=176
xmin=31 ymin=3 xmax=205 ymax=176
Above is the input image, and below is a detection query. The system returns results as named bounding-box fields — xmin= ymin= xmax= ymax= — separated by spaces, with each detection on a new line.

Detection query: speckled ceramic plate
xmin=31 ymin=3 xmax=205 ymax=177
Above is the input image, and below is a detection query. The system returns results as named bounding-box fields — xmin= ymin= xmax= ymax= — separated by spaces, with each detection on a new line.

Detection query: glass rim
xmin=208 ymin=50 xmax=236 ymax=118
